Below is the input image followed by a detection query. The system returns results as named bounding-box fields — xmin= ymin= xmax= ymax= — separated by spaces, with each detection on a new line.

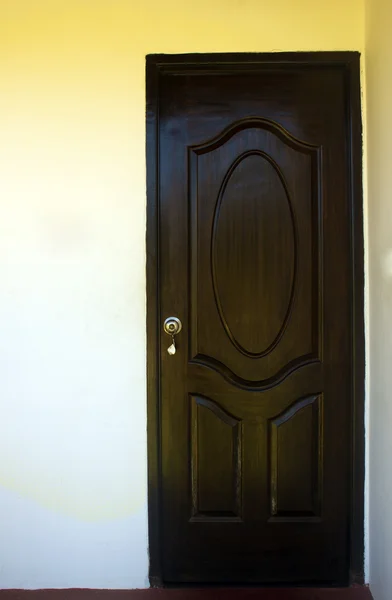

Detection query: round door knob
xmin=163 ymin=317 xmax=182 ymax=336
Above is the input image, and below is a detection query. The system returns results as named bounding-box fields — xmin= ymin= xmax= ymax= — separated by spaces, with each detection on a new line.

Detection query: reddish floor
xmin=0 ymin=588 xmax=373 ymax=600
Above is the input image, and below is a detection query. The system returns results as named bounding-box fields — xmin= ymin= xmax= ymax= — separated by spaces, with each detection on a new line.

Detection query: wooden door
xmin=147 ymin=53 xmax=364 ymax=586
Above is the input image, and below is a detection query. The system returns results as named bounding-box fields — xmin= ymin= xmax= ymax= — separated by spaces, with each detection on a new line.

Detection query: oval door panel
xmin=212 ymin=151 xmax=296 ymax=357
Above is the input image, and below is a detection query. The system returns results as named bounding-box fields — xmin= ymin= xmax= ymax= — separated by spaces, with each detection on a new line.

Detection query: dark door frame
xmin=146 ymin=52 xmax=364 ymax=587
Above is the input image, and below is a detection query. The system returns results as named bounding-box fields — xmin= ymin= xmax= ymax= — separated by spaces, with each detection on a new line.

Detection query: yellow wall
xmin=365 ymin=1 xmax=392 ymax=599
xmin=0 ymin=0 xmax=364 ymax=589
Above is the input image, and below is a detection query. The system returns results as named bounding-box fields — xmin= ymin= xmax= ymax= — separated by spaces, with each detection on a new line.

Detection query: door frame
xmin=146 ymin=52 xmax=364 ymax=587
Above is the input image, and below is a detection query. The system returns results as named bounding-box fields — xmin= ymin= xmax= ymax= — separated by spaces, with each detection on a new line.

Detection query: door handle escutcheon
xmin=163 ymin=317 xmax=182 ymax=355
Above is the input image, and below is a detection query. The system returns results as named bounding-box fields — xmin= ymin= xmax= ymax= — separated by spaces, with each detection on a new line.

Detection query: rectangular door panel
xmin=190 ymin=395 xmax=242 ymax=521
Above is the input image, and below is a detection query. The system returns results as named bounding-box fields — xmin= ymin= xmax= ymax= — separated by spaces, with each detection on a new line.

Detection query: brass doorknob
xmin=163 ymin=317 xmax=182 ymax=335
xmin=163 ymin=317 xmax=182 ymax=355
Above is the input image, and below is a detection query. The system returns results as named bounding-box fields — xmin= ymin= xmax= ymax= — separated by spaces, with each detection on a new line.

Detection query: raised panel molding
xmin=268 ymin=394 xmax=323 ymax=521
xmin=190 ymin=353 xmax=320 ymax=391
xmin=190 ymin=395 xmax=242 ymax=521
xmin=212 ymin=150 xmax=296 ymax=357
xmin=190 ymin=116 xmax=320 ymax=155
xmin=189 ymin=117 xmax=322 ymax=385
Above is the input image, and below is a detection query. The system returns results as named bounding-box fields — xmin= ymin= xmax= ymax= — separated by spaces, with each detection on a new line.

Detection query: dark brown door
xmin=147 ymin=54 xmax=364 ymax=586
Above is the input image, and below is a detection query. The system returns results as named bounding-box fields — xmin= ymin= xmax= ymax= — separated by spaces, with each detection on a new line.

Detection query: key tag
xmin=167 ymin=335 xmax=176 ymax=355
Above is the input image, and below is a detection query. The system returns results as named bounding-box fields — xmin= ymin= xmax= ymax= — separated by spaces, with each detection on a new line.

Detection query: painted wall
xmin=365 ymin=1 xmax=392 ymax=599
xmin=0 ymin=0 xmax=364 ymax=590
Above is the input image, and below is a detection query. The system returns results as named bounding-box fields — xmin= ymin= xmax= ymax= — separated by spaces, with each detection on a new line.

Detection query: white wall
xmin=365 ymin=1 xmax=392 ymax=599
xmin=0 ymin=0 xmax=365 ymax=589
